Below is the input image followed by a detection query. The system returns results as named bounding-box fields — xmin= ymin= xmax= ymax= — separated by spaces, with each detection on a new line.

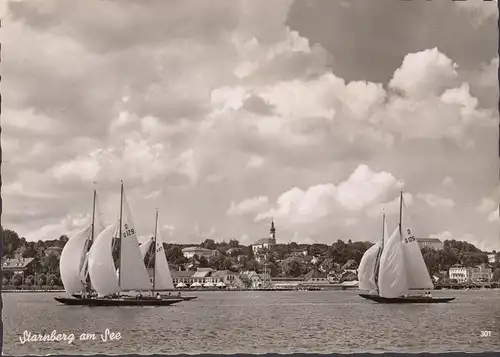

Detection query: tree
xmin=202 ymin=239 xmax=216 ymax=250
xmin=48 ymin=274 xmax=58 ymax=286
xmin=198 ymin=256 xmax=210 ymax=268
xmin=38 ymin=273 xmax=47 ymax=286
xmin=25 ymin=275 xmax=34 ymax=286
xmin=229 ymin=239 xmax=239 ymax=248
xmin=492 ymin=268 xmax=500 ymax=282
xmin=280 ymin=257 xmax=302 ymax=277
xmin=11 ymin=273 xmax=23 ymax=287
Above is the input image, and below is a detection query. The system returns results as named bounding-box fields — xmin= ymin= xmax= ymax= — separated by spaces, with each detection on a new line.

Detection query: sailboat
xmin=59 ymin=189 xmax=105 ymax=297
xmin=55 ymin=182 xmax=183 ymax=307
xmin=141 ymin=210 xmax=197 ymax=301
xmin=358 ymin=191 xmax=455 ymax=304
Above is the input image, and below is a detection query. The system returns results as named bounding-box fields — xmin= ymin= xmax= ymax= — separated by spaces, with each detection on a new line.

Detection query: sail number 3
xmin=122 ymin=224 xmax=135 ymax=238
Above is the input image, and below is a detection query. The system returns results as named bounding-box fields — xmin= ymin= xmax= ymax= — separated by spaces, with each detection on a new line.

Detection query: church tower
xmin=269 ymin=220 xmax=276 ymax=243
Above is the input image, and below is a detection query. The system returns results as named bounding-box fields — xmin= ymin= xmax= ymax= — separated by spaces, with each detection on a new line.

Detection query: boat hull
xmin=72 ymin=294 xmax=197 ymax=301
xmin=55 ymin=296 xmax=183 ymax=306
xmin=359 ymin=293 xmax=455 ymax=304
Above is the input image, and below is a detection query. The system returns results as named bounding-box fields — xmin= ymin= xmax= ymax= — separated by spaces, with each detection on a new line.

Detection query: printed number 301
xmin=481 ymin=331 xmax=491 ymax=337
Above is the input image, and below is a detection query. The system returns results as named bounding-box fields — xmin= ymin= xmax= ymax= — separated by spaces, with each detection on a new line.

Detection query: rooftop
xmin=253 ymin=238 xmax=276 ymax=245
xmin=182 ymin=247 xmax=213 ymax=253
xmin=171 ymin=270 xmax=195 ymax=278
xmin=417 ymin=238 xmax=443 ymax=243
xmin=2 ymin=257 xmax=35 ymax=269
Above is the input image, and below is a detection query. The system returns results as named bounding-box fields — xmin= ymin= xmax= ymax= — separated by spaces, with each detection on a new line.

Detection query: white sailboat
xmin=141 ymin=210 xmax=197 ymax=301
xmin=55 ymin=181 xmax=184 ymax=306
xmin=59 ymin=189 xmax=106 ymax=296
xmin=357 ymin=211 xmax=387 ymax=294
xmin=359 ymin=191 xmax=455 ymax=304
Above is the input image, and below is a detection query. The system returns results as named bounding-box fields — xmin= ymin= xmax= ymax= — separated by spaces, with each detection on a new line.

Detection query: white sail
xmin=140 ymin=238 xmax=154 ymax=259
xmin=378 ymin=227 xmax=409 ymax=298
xmin=400 ymin=195 xmax=434 ymax=290
xmin=118 ymin=191 xmax=153 ymax=291
xmin=59 ymin=225 xmax=92 ymax=294
xmin=88 ymin=222 xmax=120 ymax=297
xmin=153 ymin=214 xmax=175 ymax=290
xmin=358 ymin=241 xmax=381 ymax=291
xmin=79 ymin=191 xmax=107 ymax=287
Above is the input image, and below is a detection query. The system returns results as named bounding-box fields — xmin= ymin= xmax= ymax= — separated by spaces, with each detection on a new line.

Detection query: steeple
xmin=269 ymin=220 xmax=276 ymax=242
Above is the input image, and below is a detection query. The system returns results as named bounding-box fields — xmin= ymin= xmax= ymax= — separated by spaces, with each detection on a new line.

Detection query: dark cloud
xmin=287 ymin=0 xmax=497 ymax=83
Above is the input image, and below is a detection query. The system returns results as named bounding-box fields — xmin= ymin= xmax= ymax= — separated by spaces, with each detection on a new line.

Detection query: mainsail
xmin=152 ymin=211 xmax=175 ymax=290
xmin=88 ymin=221 xmax=121 ymax=297
xmin=400 ymin=195 xmax=434 ymax=290
xmin=377 ymin=226 xmax=408 ymax=298
xmin=357 ymin=212 xmax=387 ymax=292
xmin=60 ymin=225 xmax=93 ymax=294
xmin=118 ymin=184 xmax=153 ymax=291
xmin=59 ymin=190 xmax=106 ymax=295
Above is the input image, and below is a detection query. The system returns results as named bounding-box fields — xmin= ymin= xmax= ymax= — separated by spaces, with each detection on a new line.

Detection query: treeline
xmin=2 ymin=227 xmax=495 ymax=282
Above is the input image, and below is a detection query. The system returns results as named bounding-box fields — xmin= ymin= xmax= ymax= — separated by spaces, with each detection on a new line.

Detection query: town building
xmin=470 ymin=264 xmax=493 ymax=282
xmin=2 ymin=256 xmax=37 ymax=280
xmin=182 ymin=247 xmax=214 ymax=260
xmin=487 ymin=252 xmax=499 ymax=264
xmin=170 ymin=268 xmax=242 ymax=288
xmin=416 ymin=238 xmax=444 ymax=250
xmin=239 ymin=270 xmax=271 ymax=288
xmin=251 ymin=220 xmax=277 ymax=254
xmin=448 ymin=264 xmax=471 ymax=283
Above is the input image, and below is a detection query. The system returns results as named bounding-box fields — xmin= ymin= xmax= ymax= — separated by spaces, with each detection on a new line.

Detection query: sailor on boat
xmin=156 ymin=293 xmax=162 ymax=300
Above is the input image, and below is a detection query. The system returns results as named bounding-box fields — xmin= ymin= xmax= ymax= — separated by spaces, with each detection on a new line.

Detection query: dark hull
xmin=359 ymin=293 xmax=455 ymax=304
xmin=161 ymin=295 xmax=197 ymax=301
xmin=55 ymin=296 xmax=183 ymax=306
xmin=72 ymin=294 xmax=197 ymax=301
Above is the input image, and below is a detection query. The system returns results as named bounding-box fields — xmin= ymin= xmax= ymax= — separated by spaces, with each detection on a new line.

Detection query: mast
xmin=382 ymin=210 xmax=385 ymax=249
xmin=118 ymin=180 xmax=124 ymax=288
xmin=152 ymin=209 xmax=158 ymax=292
xmin=373 ymin=210 xmax=385 ymax=288
xmin=91 ymin=189 xmax=96 ymax=244
xmin=398 ymin=191 xmax=403 ymax=238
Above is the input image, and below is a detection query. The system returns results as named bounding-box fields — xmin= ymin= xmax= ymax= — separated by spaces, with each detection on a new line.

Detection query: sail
xmin=358 ymin=241 xmax=381 ymax=291
xmin=378 ymin=227 xmax=409 ymax=298
xmin=400 ymin=195 xmax=434 ymax=290
xmin=94 ymin=191 xmax=107 ymax=233
xmin=140 ymin=238 xmax=154 ymax=259
xmin=79 ymin=190 xmax=107 ymax=287
xmin=59 ymin=225 xmax=92 ymax=294
xmin=88 ymin=222 xmax=120 ymax=297
xmin=153 ymin=214 xmax=175 ymax=290
xmin=119 ymin=191 xmax=153 ymax=291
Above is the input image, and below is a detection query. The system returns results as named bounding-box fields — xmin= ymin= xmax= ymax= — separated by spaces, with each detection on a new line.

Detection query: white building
xmin=182 ymin=247 xmax=214 ymax=260
xmin=416 ymin=238 xmax=444 ymax=250
xmin=449 ymin=264 xmax=493 ymax=283
xmin=487 ymin=252 xmax=498 ymax=264
xmin=448 ymin=265 xmax=470 ymax=283
xmin=252 ymin=220 xmax=277 ymax=254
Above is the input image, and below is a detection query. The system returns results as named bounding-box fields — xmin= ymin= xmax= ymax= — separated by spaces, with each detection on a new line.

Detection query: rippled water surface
xmin=4 ymin=290 xmax=500 ymax=355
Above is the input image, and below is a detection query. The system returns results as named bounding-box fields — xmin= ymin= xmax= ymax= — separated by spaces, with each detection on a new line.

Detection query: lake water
xmin=4 ymin=289 xmax=500 ymax=355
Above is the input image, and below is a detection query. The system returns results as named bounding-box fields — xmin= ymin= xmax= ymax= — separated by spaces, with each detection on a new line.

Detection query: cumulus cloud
xmin=227 ymin=196 xmax=269 ymax=216
xmin=256 ymin=165 xmax=401 ymax=227
xmin=417 ymin=193 xmax=455 ymax=208
xmin=2 ymin=0 xmax=497 ymax=249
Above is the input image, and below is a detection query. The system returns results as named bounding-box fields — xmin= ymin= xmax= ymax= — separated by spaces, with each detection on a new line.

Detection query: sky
xmin=2 ymin=0 xmax=499 ymax=250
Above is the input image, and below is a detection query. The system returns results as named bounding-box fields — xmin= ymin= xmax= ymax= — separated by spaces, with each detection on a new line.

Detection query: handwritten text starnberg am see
xmin=19 ymin=329 xmax=122 ymax=344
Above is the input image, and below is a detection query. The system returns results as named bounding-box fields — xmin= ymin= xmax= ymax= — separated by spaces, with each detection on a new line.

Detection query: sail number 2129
xmin=122 ymin=223 xmax=135 ymax=238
